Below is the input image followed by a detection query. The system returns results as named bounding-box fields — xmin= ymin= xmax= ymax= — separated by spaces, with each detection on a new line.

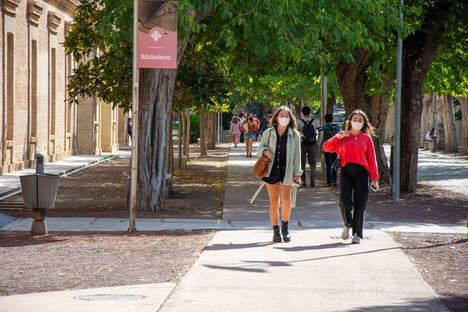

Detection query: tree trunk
xmin=206 ymin=112 xmax=216 ymax=150
xmin=137 ymin=40 xmax=189 ymax=212
xmin=327 ymin=96 xmax=335 ymax=115
xmin=420 ymin=95 xmax=432 ymax=147
xmin=181 ymin=109 xmax=186 ymax=158
xmin=442 ymin=94 xmax=458 ymax=152
xmin=168 ymin=111 xmax=174 ymax=174
xmin=435 ymin=95 xmax=446 ymax=151
xmin=178 ymin=109 xmax=183 ymax=170
xmin=199 ymin=107 xmax=207 ymax=156
xmin=134 ymin=10 xmax=208 ymax=212
xmin=455 ymin=96 xmax=468 ymax=154
xmin=336 ymin=49 xmax=392 ymax=185
xmin=295 ymin=102 xmax=302 ymax=120
xmin=399 ymin=1 xmax=454 ymax=192
xmin=185 ymin=109 xmax=191 ymax=160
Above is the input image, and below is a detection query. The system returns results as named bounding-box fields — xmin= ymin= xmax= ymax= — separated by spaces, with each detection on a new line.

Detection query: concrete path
xmin=1 ymin=217 xmax=464 ymax=234
xmin=160 ymin=229 xmax=446 ymax=312
xmin=383 ymin=144 xmax=468 ymax=196
xmin=0 ymin=283 xmax=175 ymax=312
xmin=0 ymin=144 xmax=461 ymax=311
xmin=157 ymin=144 xmax=449 ymax=311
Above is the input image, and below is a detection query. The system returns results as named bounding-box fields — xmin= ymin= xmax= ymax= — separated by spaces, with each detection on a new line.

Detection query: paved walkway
xmin=383 ymin=144 xmax=468 ymax=196
xmin=0 ymin=152 xmax=128 ymax=201
xmin=1 ymin=144 xmax=463 ymax=311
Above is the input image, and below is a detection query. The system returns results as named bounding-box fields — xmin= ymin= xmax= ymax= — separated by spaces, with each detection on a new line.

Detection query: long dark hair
xmin=345 ymin=109 xmax=376 ymax=137
xmin=270 ymin=106 xmax=298 ymax=130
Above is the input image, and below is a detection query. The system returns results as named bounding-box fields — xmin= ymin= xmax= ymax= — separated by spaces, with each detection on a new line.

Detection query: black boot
xmin=281 ymin=221 xmax=291 ymax=242
xmin=272 ymin=225 xmax=282 ymax=242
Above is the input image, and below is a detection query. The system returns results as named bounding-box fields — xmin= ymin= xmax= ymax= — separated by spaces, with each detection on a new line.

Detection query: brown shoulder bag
xmin=253 ymin=131 xmax=272 ymax=178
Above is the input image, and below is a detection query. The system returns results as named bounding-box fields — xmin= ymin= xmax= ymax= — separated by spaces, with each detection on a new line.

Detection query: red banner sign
xmin=137 ymin=1 xmax=177 ymax=69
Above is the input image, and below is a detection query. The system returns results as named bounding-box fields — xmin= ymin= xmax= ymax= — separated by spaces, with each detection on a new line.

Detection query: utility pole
xmin=393 ymin=0 xmax=403 ymax=202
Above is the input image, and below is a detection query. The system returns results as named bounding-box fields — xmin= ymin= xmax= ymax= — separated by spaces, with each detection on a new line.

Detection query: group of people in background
xmin=230 ymin=110 xmax=270 ymax=157
xmin=253 ymin=106 xmax=379 ymax=245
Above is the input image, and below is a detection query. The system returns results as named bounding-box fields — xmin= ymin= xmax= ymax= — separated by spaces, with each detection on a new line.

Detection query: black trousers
xmin=301 ymin=143 xmax=316 ymax=183
xmin=339 ymin=163 xmax=369 ymax=238
xmin=324 ymin=151 xmax=337 ymax=185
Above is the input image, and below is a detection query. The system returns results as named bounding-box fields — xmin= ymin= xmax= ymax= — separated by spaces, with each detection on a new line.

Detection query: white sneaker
xmin=351 ymin=233 xmax=361 ymax=244
xmin=341 ymin=226 xmax=350 ymax=240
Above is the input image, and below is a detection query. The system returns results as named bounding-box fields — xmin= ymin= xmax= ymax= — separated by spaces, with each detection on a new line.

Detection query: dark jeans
xmin=301 ymin=143 xmax=316 ymax=183
xmin=324 ymin=152 xmax=337 ymax=186
xmin=339 ymin=163 xmax=369 ymax=238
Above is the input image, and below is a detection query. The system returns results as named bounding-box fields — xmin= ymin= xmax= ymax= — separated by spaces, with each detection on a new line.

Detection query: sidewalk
xmin=0 ymin=152 xmax=128 ymax=201
xmin=0 ymin=144 xmax=458 ymax=311
xmin=383 ymin=144 xmax=468 ymax=196
xmin=156 ymin=144 xmax=449 ymax=311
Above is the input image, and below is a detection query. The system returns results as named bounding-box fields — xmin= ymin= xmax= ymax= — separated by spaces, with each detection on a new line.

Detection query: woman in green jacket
xmin=258 ymin=106 xmax=303 ymax=242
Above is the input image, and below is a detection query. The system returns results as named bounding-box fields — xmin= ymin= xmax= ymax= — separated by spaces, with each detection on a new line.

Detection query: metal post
xmin=129 ymin=0 xmax=139 ymax=231
xmin=320 ymin=70 xmax=327 ymax=125
xmin=393 ymin=0 xmax=403 ymax=202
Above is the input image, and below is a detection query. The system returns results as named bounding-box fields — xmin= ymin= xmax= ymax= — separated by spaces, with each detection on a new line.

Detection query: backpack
xmin=323 ymin=124 xmax=339 ymax=144
xmin=301 ymin=119 xmax=317 ymax=145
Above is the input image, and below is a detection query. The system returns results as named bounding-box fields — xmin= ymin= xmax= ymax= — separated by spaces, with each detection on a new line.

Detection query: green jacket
xmin=257 ymin=127 xmax=303 ymax=185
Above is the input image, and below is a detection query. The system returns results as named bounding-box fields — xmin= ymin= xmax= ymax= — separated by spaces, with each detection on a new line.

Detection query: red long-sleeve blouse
xmin=324 ymin=131 xmax=379 ymax=180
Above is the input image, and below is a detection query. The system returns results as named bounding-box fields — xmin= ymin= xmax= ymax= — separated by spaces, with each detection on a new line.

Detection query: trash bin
xmin=20 ymin=174 xmax=60 ymax=210
xmin=19 ymin=153 xmax=60 ymax=235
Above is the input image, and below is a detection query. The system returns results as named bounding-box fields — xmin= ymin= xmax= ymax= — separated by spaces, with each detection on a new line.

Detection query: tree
xmin=425 ymin=28 xmax=468 ymax=154
xmin=64 ymin=0 xmax=133 ymax=110
xmin=136 ymin=7 xmax=209 ymax=211
xmin=65 ymin=0 xmax=211 ymax=211
xmin=400 ymin=0 xmax=466 ymax=191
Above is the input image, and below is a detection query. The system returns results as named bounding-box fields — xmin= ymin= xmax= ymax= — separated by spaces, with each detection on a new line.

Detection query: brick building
xmin=0 ymin=0 xmax=125 ymax=174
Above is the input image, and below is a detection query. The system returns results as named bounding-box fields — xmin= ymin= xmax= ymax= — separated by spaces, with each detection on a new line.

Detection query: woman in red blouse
xmin=324 ymin=109 xmax=379 ymax=244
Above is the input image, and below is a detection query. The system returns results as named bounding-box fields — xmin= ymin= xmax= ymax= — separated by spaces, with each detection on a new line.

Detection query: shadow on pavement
xmin=347 ymin=296 xmax=465 ymax=312
xmin=204 ymin=241 xmax=275 ymax=251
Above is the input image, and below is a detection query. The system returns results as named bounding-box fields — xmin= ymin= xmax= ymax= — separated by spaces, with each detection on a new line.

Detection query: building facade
xmin=1 ymin=0 xmax=123 ymax=174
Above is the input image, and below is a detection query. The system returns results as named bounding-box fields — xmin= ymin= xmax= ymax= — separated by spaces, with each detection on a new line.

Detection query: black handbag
xmin=332 ymin=141 xmax=343 ymax=171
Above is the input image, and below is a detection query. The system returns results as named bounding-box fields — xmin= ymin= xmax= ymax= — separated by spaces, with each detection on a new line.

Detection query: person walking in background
xmin=243 ymin=115 xmax=258 ymax=157
xmin=127 ymin=117 xmax=132 ymax=145
xmin=258 ymin=106 xmax=302 ymax=243
xmin=253 ymin=115 xmax=261 ymax=141
xmin=324 ymin=109 xmax=379 ymax=244
xmin=238 ymin=111 xmax=245 ymax=144
xmin=297 ymin=106 xmax=318 ymax=187
xmin=229 ymin=117 xmax=242 ymax=147
xmin=259 ymin=116 xmax=270 ymax=136
xmin=319 ymin=114 xmax=341 ymax=187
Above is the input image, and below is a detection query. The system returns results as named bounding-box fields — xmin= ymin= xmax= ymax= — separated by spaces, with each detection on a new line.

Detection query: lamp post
xmin=393 ymin=0 xmax=403 ymax=202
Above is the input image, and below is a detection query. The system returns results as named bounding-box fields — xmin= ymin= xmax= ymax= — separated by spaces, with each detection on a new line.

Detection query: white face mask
xmin=278 ymin=117 xmax=290 ymax=127
xmin=351 ymin=121 xmax=363 ymax=131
